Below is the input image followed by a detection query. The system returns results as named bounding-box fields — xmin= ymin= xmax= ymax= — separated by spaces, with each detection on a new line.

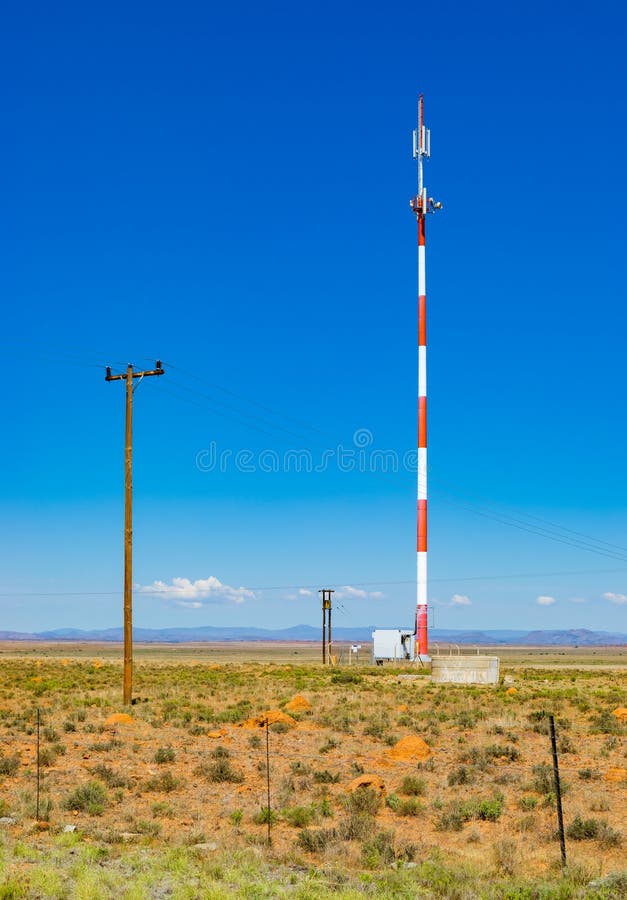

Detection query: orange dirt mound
xmin=604 ymin=767 xmax=627 ymax=783
xmin=348 ymin=774 xmax=386 ymax=795
xmin=284 ymin=695 xmax=311 ymax=713
xmin=396 ymin=704 xmax=409 ymax=713
xmin=207 ymin=728 xmax=228 ymax=739
xmin=92 ymin=660 xmax=103 ymax=669
xmin=611 ymin=707 xmax=627 ymax=721
xmin=386 ymin=735 xmax=431 ymax=762
xmin=506 ymin=687 xmax=518 ymax=695
xmin=104 ymin=713 xmax=134 ymax=727
xmin=241 ymin=709 xmax=296 ymax=729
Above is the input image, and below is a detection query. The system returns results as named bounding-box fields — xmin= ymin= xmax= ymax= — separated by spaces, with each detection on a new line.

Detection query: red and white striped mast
xmin=410 ymin=95 xmax=442 ymax=660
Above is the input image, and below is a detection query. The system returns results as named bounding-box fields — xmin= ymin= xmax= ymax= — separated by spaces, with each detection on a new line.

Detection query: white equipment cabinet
xmin=372 ymin=629 xmax=415 ymax=664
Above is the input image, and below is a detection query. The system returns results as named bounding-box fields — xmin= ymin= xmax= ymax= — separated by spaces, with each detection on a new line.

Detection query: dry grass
xmin=0 ymin=644 xmax=624 ymax=896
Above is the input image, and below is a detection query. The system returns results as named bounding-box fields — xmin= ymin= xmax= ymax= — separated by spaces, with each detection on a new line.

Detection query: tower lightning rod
xmin=410 ymin=96 xmax=442 ymax=660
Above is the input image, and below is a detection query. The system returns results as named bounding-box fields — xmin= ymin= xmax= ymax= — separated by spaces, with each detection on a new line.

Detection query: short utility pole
xmin=319 ymin=589 xmax=334 ymax=664
xmin=105 ymin=361 xmax=164 ymax=705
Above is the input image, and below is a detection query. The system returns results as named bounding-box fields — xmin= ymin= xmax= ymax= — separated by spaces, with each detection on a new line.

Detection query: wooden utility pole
xmin=106 ymin=361 xmax=164 ymax=705
xmin=318 ymin=589 xmax=334 ymax=664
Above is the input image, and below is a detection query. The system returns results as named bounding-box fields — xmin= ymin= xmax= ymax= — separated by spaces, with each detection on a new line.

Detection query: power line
xmin=1 ymin=563 xmax=627 ymax=598
xmin=156 ymin=361 xmax=627 ymax=566
xmin=6 ymin=343 xmax=627 ymax=571
xmin=432 ymin=475 xmax=627 ymax=557
xmin=160 ymin=360 xmax=329 ymax=439
xmin=436 ymin=494 xmax=627 ymax=565
xmin=165 ymin=377 xmax=312 ymax=442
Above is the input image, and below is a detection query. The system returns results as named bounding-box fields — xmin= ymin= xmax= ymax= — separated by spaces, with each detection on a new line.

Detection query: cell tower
xmin=410 ymin=95 xmax=442 ymax=659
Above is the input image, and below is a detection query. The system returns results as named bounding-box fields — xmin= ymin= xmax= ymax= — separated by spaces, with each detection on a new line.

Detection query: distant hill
xmin=0 ymin=625 xmax=624 ymax=646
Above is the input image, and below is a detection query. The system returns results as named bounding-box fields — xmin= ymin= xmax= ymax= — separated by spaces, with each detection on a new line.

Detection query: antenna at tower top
xmin=412 ymin=95 xmax=430 ymax=159
xmin=411 ymin=95 xmax=442 ymax=217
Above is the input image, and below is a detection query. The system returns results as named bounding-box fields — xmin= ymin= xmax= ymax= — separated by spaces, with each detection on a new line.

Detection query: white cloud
xmin=298 ymin=588 xmax=314 ymax=597
xmin=450 ymin=594 xmax=471 ymax=606
xmin=602 ymin=591 xmax=627 ymax=606
xmin=536 ymin=595 xmax=557 ymax=606
xmin=136 ymin=576 xmax=255 ymax=607
xmin=334 ymin=585 xmax=384 ymax=600
xmin=336 ymin=585 xmax=367 ymax=599
xmin=568 ymin=596 xmax=586 ymax=604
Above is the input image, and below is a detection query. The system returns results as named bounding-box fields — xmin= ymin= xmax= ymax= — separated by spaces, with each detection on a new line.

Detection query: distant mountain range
xmin=0 ymin=625 xmax=624 ymax=646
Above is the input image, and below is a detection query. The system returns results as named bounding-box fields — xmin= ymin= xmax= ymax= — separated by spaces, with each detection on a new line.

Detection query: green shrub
xmin=566 ymin=816 xmax=622 ymax=847
xmin=436 ymin=803 xmax=465 ymax=832
xmin=485 ymin=743 xmax=520 ymax=762
xmin=313 ymin=770 xmax=340 ymax=784
xmin=567 ymin=816 xmax=601 ymax=840
xmin=475 ymin=798 xmax=504 ymax=822
xmin=338 ymin=812 xmax=373 ymax=841
xmin=206 ymin=759 xmax=244 ymax=784
xmin=144 ymin=771 xmax=180 ymax=793
xmin=297 ymin=827 xmax=336 ymax=852
xmin=393 ymin=797 xmax=424 ymax=817
xmin=136 ymin=819 xmax=161 ymax=837
xmin=318 ymin=798 xmax=333 ymax=818
xmin=154 ymin=746 xmax=176 ymax=764
xmin=343 ymin=787 xmax=381 ymax=816
xmin=88 ymin=739 xmax=122 ymax=752
xmin=492 ymin=838 xmax=518 ymax=876
xmin=578 ymin=768 xmax=600 ymax=781
xmin=364 ymin=714 xmax=389 ymax=739
xmin=283 ymin=805 xmax=317 ymax=828
xmin=270 ymin=721 xmax=290 ymax=734
xmin=253 ymin=806 xmax=277 ymax=825
xmin=437 ymin=795 xmax=503 ymax=829
xmin=455 ymin=711 xmax=477 ymax=729
xmin=0 ymin=755 xmax=20 ymax=777
xmin=531 ymin=763 xmax=554 ymax=795
xmin=37 ymin=747 xmax=57 ymax=767
xmin=64 ymin=781 xmax=108 ymax=815
xmin=330 ymin=672 xmax=362 ymax=685
xmin=590 ymin=710 xmax=623 ymax=734
xmin=90 ymin=764 xmax=129 ymax=788
xmin=399 ymin=775 xmax=425 ymax=796
xmin=210 ymin=745 xmax=230 ymax=759
xmin=447 ymin=765 xmax=473 ymax=786
xmin=151 ymin=801 xmax=174 ymax=819
xmin=361 ymin=829 xmax=395 ymax=868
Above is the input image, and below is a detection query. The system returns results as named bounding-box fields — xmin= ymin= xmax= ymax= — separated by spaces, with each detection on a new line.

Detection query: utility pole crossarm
xmin=105 ymin=361 xmax=164 ymax=381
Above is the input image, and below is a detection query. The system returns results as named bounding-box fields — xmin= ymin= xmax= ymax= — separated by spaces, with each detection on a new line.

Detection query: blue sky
xmin=2 ymin=0 xmax=627 ymax=633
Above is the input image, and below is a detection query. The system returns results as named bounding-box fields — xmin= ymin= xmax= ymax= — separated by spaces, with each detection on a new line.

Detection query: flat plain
xmin=0 ymin=642 xmax=625 ymax=898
